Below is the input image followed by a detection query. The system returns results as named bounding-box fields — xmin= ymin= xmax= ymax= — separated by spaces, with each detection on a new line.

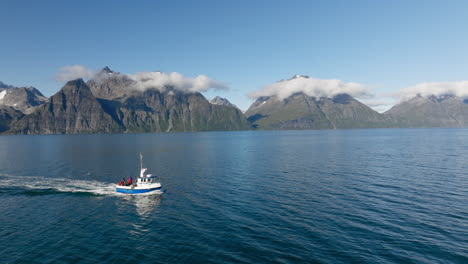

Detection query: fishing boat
xmin=115 ymin=153 xmax=162 ymax=194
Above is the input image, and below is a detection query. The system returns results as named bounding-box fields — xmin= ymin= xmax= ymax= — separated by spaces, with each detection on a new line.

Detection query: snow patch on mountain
xmin=0 ymin=90 xmax=6 ymax=100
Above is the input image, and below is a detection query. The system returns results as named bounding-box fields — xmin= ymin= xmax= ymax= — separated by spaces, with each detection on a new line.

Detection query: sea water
xmin=0 ymin=129 xmax=466 ymax=263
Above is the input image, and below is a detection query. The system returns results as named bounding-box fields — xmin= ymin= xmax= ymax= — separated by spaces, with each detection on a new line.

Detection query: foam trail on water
xmin=0 ymin=174 xmax=120 ymax=196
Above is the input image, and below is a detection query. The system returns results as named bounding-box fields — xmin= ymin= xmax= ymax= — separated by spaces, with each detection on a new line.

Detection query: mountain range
xmin=384 ymin=95 xmax=468 ymax=127
xmin=2 ymin=70 xmax=468 ymax=134
xmin=4 ymin=68 xmax=251 ymax=134
xmin=245 ymin=93 xmax=394 ymax=129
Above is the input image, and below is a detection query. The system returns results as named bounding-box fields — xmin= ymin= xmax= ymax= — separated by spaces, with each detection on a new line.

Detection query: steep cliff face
xmin=100 ymin=89 xmax=251 ymax=132
xmin=0 ymin=106 xmax=24 ymax=133
xmin=385 ymin=95 xmax=468 ymax=127
xmin=8 ymin=79 xmax=123 ymax=134
xmin=245 ymin=93 xmax=389 ymax=129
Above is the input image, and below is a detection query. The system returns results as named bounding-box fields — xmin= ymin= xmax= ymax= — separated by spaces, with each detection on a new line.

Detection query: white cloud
xmin=398 ymin=81 xmax=468 ymax=101
xmin=363 ymin=101 xmax=386 ymax=107
xmin=361 ymin=99 xmax=396 ymax=113
xmin=128 ymin=71 xmax=227 ymax=93
xmin=55 ymin=65 xmax=227 ymax=93
xmin=55 ymin=65 xmax=97 ymax=82
xmin=248 ymin=76 xmax=372 ymax=100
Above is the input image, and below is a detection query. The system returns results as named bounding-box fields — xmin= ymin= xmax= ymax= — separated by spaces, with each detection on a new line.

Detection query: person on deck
xmin=128 ymin=177 xmax=133 ymax=185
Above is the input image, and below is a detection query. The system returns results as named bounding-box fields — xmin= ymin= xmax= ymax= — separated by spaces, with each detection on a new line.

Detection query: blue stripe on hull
xmin=115 ymin=187 xmax=162 ymax=194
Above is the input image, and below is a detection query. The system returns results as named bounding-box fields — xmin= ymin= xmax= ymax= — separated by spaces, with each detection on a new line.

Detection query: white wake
xmin=0 ymin=174 xmax=120 ymax=196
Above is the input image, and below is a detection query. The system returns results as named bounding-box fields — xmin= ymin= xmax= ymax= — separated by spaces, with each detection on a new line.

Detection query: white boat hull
xmin=115 ymin=182 xmax=162 ymax=194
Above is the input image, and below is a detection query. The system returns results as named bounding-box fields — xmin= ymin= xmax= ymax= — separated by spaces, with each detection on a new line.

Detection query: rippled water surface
xmin=0 ymin=129 xmax=467 ymax=263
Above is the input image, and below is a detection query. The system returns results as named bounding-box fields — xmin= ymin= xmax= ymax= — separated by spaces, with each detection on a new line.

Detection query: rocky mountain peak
xmin=291 ymin=74 xmax=309 ymax=79
xmin=101 ymin=66 xmax=114 ymax=74
xmin=209 ymin=96 xmax=238 ymax=108
xmin=61 ymin=79 xmax=88 ymax=93
xmin=87 ymin=68 xmax=136 ymax=100
xmin=0 ymin=81 xmax=48 ymax=114
xmin=0 ymin=81 xmax=15 ymax=89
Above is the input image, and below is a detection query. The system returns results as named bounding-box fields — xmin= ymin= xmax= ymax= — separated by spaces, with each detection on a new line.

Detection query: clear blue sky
xmin=1 ymin=0 xmax=468 ymax=111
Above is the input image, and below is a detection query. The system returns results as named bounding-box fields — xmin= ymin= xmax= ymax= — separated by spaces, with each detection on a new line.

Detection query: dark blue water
xmin=0 ymin=129 xmax=467 ymax=263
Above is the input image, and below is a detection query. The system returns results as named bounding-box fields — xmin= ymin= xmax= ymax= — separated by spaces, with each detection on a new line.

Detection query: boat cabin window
xmin=140 ymin=178 xmax=153 ymax=183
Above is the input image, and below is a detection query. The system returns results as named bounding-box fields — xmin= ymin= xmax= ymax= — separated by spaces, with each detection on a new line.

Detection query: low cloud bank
xmin=55 ymin=65 xmax=227 ymax=93
xmin=398 ymin=81 xmax=468 ymax=101
xmin=248 ymin=75 xmax=372 ymax=100
xmin=57 ymin=66 xmax=468 ymax=107
xmin=55 ymin=65 xmax=97 ymax=82
xmin=129 ymin=71 xmax=227 ymax=92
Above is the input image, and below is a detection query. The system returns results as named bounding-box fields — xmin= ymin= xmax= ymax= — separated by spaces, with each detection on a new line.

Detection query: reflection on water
xmin=121 ymin=191 xmax=163 ymax=218
xmin=123 ymin=192 xmax=163 ymax=237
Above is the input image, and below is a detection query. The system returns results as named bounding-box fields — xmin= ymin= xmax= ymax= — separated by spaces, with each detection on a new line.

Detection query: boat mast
xmin=140 ymin=152 xmax=143 ymax=171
